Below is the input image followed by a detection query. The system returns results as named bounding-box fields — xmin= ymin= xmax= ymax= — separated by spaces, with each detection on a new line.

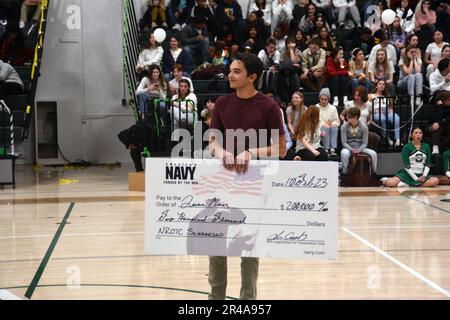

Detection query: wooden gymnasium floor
xmin=1 ymin=164 xmax=450 ymax=300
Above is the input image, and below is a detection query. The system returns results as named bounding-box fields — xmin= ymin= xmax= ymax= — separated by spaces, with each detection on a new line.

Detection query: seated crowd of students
xmin=130 ymin=0 xmax=450 ymax=187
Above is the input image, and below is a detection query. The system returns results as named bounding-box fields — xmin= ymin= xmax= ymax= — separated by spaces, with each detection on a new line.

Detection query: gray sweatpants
xmin=337 ymin=6 xmax=361 ymax=24
xmin=397 ymin=73 xmax=423 ymax=96
xmin=340 ymin=148 xmax=378 ymax=174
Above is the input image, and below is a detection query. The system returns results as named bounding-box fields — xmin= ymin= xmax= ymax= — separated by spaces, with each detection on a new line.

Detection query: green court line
xmin=24 ymin=202 xmax=75 ymax=299
xmin=3 ymin=284 xmax=238 ymax=300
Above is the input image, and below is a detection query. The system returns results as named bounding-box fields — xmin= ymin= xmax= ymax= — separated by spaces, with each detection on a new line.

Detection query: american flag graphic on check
xmin=192 ymin=166 xmax=264 ymax=196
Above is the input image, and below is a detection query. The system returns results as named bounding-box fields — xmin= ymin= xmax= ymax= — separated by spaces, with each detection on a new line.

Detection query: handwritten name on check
xmin=145 ymin=158 xmax=338 ymax=259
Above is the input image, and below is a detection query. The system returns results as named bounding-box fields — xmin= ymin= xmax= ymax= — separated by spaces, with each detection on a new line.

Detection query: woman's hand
xmin=149 ymin=83 xmax=159 ymax=91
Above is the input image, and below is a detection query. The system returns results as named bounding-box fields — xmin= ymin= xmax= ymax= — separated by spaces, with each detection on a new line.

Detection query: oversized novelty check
xmin=144 ymin=158 xmax=338 ymax=259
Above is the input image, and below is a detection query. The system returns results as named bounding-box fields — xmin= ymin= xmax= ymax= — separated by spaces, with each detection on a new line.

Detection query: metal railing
xmin=370 ymin=94 xmax=424 ymax=148
xmin=22 ymin=0 xmax=50 ymax=140
xmin=0 ymin=100 xmax=14 ymax=156
xmin=122 ymin=0 xmax=140 ymax=120
xmin=142 ymin=98 xmax=200 ymax=156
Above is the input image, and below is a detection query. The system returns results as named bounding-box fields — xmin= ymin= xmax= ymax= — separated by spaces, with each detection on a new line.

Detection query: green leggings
xmin=443 ymin=150 xmax=450 ymax=172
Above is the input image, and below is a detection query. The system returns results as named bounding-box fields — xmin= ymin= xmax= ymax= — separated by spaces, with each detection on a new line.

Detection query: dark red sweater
xmin=326 ymin=56 xmax=348 ymax=79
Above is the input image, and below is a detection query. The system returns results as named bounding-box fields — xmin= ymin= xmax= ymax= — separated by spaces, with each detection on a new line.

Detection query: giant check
xmin=145 ymin=158 xmax=338 ymax=259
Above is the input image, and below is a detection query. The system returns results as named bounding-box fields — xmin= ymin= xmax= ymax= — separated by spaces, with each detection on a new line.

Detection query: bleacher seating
xmin=1 ymin=28 xmax=44 ymax=157
xmin=127 ymin=0 xmax=450 ymax=179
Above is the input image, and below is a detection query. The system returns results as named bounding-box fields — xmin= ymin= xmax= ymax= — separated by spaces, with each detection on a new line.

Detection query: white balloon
xmin=154 ymin=28 xmax=166 ymax=43
xmin=381 ymin=9 xmax=396 ymax=25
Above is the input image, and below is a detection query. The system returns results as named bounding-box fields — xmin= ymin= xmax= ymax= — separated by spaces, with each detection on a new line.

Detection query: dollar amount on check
xmin=144 ymin=158 xmax=338 ymax=259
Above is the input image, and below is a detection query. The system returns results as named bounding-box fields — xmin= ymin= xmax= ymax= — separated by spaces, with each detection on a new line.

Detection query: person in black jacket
xmin=168 ymin=0 xmax=195 ymax=30
xmin=241 ymin=25 xmax=265 ymax=55
xmin=0 ymin=0 xmax=21 ymax=30
xmin=436 ymin=2 xmax=450 ymax=43
xmin=239 ymin=10 xmax=269 ymax=44
xmin=215 ymin=0 xmax=243 ymax=42
xmin=181 ymin=15 xmax=210 ymax=66
xmin=426 ymin=91 xmax=450 ymax=155
xmin=118 ymin=121 xmax=154 ymax=172
xmin=273 ymin=59 xmax=300 ymax=105
xmin=187 ymin=0 xmax=216 ymax=40
xmin=162 ymin=35 xmax=193 ymax=79
xmin=291 ymin=0 xmax=309 ymax=26
xmin=351 ymin=27 xmax=375 ymax=59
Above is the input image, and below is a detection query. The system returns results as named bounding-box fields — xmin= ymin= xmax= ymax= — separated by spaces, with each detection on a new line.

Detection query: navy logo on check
xmin=165 ymin=163 xmax=197 ymax=182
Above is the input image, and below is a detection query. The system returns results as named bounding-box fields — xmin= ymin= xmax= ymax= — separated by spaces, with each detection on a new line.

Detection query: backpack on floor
xmin=341 ymin=153 xmax=381 ymax=187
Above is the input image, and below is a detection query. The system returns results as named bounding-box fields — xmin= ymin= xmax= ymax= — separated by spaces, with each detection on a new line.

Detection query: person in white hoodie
xmin=315 ymin=87 xmax=340 ymax=156
xmin=332 ymin=0 xmax=361 ymax=28
xmin=135 ymin=64 xmax=168 ymax=119
xmin=170 ymin=78 xmax=197 ymax=131
xmin=429 ymin=58 xmax=450 ymax=102
xmin=136 ymin=33 xmax=164 ymax=78
xmin=0 ymin=59 xmax=24 ymax=99
xmin=271 ymin=0 xmax=293 ymax=33
xmin=396 ymin=0 xmax=416 ymax=35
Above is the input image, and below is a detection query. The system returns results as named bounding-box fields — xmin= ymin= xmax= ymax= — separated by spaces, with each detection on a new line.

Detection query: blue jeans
xmin=167 ymin=7 xmax=189 ymax=27
xmin=397 ymin=73 xmax=423 ymax=96
xmin=137 ymin=93 xmax=166 ymax=120
xmin=183 ymin=37 xmax=210 ymax=65
xmin=283 ymin=123 xmax=293 ymax=150
xmin=349 ymin=78 xmax=372 ymax=94
xmin=137 ymin=93 xmax=150 ymax=113
xmin=373 ymin=112 xmax=400 ymax=140
xmin=320 ymin=126 xmax=339 ymax=151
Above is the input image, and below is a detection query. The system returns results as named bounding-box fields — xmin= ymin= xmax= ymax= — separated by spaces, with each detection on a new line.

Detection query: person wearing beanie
xmin=315 ymin=87 xmax=339 ymax=156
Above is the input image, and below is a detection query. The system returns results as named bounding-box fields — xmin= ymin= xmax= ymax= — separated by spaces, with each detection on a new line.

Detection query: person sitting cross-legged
xmin=380 ymin=127 xmax=440 ymax=188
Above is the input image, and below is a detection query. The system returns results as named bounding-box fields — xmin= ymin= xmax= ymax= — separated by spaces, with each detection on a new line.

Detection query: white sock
xmin=397 ymin=181 xmax=409 ymax=187
xmin=446 ymin=171 xmax=450 ymax=179
xmin=380 ymin=177 xmax=388 ymax=185
xmin=388 ymin=138 xmax=394 ymax=146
